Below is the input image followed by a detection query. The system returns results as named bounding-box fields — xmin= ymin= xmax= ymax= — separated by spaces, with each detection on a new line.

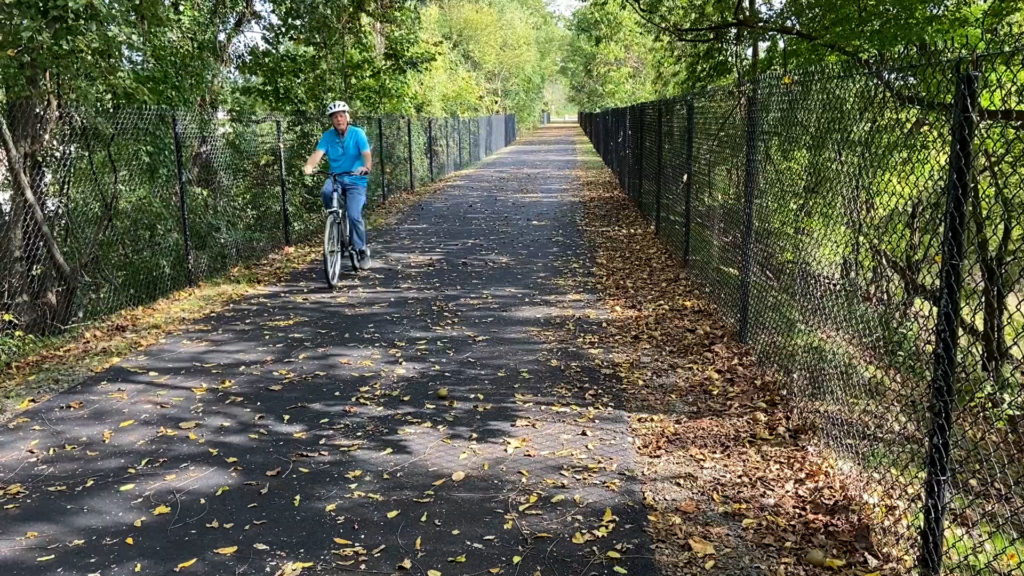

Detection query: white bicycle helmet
xmin=326 ymin=101 xmax=350 ymax=116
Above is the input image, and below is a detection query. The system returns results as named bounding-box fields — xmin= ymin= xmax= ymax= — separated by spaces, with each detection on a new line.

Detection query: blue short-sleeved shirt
xmin=316 ymin=125 xmax=370 ymax=185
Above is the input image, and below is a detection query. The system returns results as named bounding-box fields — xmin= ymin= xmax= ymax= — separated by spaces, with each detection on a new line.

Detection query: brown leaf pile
xmin=572 ymin=139 xmax=895 ymax=575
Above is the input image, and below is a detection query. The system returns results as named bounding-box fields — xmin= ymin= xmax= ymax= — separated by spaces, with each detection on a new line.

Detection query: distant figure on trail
xmin=303 ymin=100 xmax=373 ymax=269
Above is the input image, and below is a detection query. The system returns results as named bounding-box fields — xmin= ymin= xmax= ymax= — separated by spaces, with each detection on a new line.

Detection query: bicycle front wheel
xmin=323 ymin=213 xmax=345 ymax=287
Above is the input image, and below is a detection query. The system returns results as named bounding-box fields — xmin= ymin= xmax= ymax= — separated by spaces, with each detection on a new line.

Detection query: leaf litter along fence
xmin=0 ymin=105 xmax=517 ymax=348
xmin=581 ymin=44 xmax=1024 ymax=576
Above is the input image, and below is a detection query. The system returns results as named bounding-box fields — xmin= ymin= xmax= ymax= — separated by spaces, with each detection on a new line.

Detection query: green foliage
xmin=562 ymin=0 xmax=661 ymax=111
xmin=562 ymin=0 xmax=1024 ymax=109
xmin=414 ymin=0 xmax=564 ymax=125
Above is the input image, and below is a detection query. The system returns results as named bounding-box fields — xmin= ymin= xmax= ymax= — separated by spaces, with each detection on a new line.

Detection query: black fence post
xmin=428 ymin=118 xmax=435 ymax=181
xmin=635 ymin=106 xmax=644 ymax=207
xmin=275 ymin=119 xmax=292 ymax=246
xmin=738 ymin=78 xmax=760 ymax=343
xmin=171 ymin=114 xmax=195 ymax=286
xmin=406 ymin=117 xmax=415 ymax=192
xmin=620 ymin=110 xmax=627 ymax=186
xmin=683 ymin=99 xmax=695 ymax=266
xmin=377 ymin=117 xmax=387 ymax=203
xmin=458 ymin=118 xmax=463 ymax=169
xmin=655 ymin=102 xmax=663 ymax=236
xmin=445 ymin=118 xmax=451 ymax=173
xmin=919 ymin=68 xmax=979 ymax=576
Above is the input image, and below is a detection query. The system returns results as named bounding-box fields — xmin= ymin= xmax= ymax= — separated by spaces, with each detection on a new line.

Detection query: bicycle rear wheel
xmin=323 ymin=213 xmax=346 ymax=287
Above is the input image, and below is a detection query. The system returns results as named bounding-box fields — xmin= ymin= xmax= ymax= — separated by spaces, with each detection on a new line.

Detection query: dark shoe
xmin=357 ymin=247 xmax=371 ymax=270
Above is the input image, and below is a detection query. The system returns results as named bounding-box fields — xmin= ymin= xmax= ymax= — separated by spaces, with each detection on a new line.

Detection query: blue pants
xmin=321 ymin=176 xmax=367 ymax=251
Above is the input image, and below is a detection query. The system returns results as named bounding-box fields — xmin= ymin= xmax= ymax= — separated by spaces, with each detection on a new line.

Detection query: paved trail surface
xmin=0 ymin=126 xmax=654 ymax=576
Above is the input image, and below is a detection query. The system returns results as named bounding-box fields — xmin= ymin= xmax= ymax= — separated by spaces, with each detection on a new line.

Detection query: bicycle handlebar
xmin=315 ymin=170 xmax=359 ymax=177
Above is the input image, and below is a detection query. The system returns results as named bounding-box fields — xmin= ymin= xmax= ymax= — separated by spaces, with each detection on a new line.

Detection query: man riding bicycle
xmin=302 ymin=100 xmax=372 ymax=269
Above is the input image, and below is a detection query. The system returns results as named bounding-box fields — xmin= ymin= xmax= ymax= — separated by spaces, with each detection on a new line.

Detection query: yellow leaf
xmin=293 ymin=494 xmax=301 ymax=507
xmin=152 ymin=504 xmax=172 ymax=515
xmin=277 ymin=562 xmax=314 ymax=576
xmin=214 ymin=546 xmax=238 ymax=555
xmin=333 ymin=538 xmax=353 ymax=545
xmin=325 ymin=503 xmax=337 ymax=512
xmin=387 ymin=510 xmax=401 ymax=519
xmin=704 ymin=560 xmax=716 ymax=570
xmin=823 ymin=558 xmax=846 ymax=569
xmin=571 ymin=532 xmax=586 ymax=544
xmin=513 ymin=555 xmax=522 ymax=565
xmin=119 ymin=483 xmax=136 ymax=491
xmin=120 ymin=420 xmax=135 ymax=427
xmin=688 ymin=537 xmax=715 ymax=557
xmin=36 ymin=555 xmax=55 ymax=562
xmin=134 ymin=517 xmax=146 ymax=527
xmin=607 ymin=550 xmax=622 ymax=558
xmin=135 ymin=562 xmax=142 ymax=572
xmin=398 ymin=558 xmax=413 ymax=570
xmin=550 ymin=494 xmax=565 ymax=503
xmin=451 ymin=471 xmax=466 ymax=482
xmin=125 ymin=537 xmax=134 ymax=545
xmin=428 ymin=571 xmax=442 ymax=576
xmin=174 ymin=558 xmax=198 ymax=571
xmin=178 ymin=421 xmax=199 ymax=429
xmin=603 ymin=508 xmax=614 ymax=522
xmin=253 ymin=543 xmax=270 ymax=550
xmin=613 ymin=567 xmax=628 ymax=574
xmin=415 ymin=537 xmax=422 ymax=550
xmin=451 ymin=554 xmax=466 ymax=562
xmin=216 ymin=486 xmax=229 ymax=496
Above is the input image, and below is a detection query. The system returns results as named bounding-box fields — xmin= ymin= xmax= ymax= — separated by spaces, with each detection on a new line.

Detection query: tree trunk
xmin=978 ymin=258 xmax=1008 ymax=379
xmin=1 ymin=97 xmax=78 ymax=334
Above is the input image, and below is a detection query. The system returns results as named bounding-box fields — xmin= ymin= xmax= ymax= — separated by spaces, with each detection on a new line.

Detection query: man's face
xmin=331 ymin=111 xmax=349 ymax=131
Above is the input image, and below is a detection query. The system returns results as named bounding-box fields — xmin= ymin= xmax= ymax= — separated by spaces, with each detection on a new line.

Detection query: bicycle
xmin=317 ymin=170 xmax=360 ymax=287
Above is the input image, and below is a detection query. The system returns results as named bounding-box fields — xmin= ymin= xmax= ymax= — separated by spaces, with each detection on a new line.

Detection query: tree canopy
xmin=560 ymin=0 xmax=1024 ymax=110
xmin=0 ymin=0 xmax=565 ymax=121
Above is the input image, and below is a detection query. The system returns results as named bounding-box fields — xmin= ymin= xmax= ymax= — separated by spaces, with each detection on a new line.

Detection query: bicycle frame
xmin=320 ymin=170 xmax=359 ymax=286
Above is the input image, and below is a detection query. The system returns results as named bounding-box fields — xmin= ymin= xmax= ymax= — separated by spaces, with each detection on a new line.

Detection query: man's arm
xmin=303 ymin=149 xmax=325 ymax=175
xmin=356 ymin=149 xmax=372 ymax=175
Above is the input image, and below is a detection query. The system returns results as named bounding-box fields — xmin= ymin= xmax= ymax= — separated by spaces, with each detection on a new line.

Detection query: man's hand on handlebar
xmin=355 ymin=166 xmax=371 ymax=176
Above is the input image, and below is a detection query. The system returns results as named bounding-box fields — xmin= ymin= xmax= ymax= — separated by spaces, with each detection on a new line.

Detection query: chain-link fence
xmin=582 ymin=45 xmax=1023 ymax=575
xmin=0 ymin=104 xmax=516 ymax=344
